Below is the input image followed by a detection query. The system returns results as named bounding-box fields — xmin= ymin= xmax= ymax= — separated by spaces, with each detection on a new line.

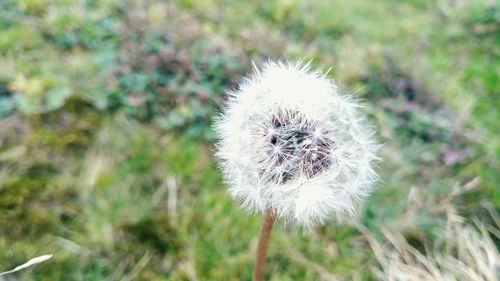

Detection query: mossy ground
xmin=0 ymin=0 xmax=498 ymax=280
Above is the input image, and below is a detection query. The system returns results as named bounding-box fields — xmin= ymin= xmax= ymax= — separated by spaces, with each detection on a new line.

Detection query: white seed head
xmin=214 ymin=60 xmax=380 ymax=229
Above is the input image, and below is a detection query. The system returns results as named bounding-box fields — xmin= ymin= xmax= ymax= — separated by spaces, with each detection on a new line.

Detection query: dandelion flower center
xmin=256 ymin=109 xmax=334 ymax=184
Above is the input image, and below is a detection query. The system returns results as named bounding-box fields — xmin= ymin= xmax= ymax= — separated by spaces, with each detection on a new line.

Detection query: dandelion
xmin=214 ymin=60 xmax=379 ymax=280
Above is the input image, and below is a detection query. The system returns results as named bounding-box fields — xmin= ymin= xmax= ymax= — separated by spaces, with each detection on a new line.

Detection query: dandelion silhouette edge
xmin=214 ymin=60 xmax=380 ymax=229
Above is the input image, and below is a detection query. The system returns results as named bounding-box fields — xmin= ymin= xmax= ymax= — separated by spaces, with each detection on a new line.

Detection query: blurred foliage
xmin=0 ymin=0 xmax=252 ymax=139
xmin=0 ymin=0 xmax=498 ymax=280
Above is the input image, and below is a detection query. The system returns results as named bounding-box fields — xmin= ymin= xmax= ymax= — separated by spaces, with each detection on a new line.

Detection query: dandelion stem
xmin=253 ymin=208 xmax=275 ymax=281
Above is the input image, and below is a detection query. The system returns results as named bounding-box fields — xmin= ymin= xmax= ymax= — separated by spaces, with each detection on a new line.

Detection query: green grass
xmin=0 ymin=0 xmax=498 ymax=280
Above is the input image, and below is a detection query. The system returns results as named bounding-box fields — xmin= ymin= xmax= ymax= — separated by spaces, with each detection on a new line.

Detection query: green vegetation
xmin=0 ymin=0 xmax=498 ymax=280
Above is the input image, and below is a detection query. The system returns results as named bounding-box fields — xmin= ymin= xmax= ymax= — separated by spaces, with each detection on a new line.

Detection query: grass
xmin=0 ymin=0 xmax=498 ymax=280
xmin=365 ymin=209 xmax=499 ymax=281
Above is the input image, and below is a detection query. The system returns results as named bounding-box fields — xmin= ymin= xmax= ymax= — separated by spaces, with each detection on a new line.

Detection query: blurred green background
xmin=0 ymin=0 xmax=498 ymax=280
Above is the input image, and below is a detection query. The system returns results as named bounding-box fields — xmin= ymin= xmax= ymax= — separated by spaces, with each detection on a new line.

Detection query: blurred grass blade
xmin=0 ymin=254 xmax=53 ymax=276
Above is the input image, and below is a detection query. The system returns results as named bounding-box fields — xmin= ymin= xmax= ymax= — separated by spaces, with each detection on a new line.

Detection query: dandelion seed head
xmin=215 ymin=60 xmax=380 ymax=229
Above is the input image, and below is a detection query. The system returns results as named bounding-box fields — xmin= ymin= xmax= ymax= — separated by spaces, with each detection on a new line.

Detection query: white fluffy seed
xmin=214 ymin=60 xmax=380 ymax=229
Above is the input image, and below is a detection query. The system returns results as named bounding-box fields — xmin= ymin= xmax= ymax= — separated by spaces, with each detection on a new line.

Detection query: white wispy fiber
xmin=0 ymin=254 xmax=53 ymax=276
xmin=214 ymin=60 xmax=379 ymax=229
